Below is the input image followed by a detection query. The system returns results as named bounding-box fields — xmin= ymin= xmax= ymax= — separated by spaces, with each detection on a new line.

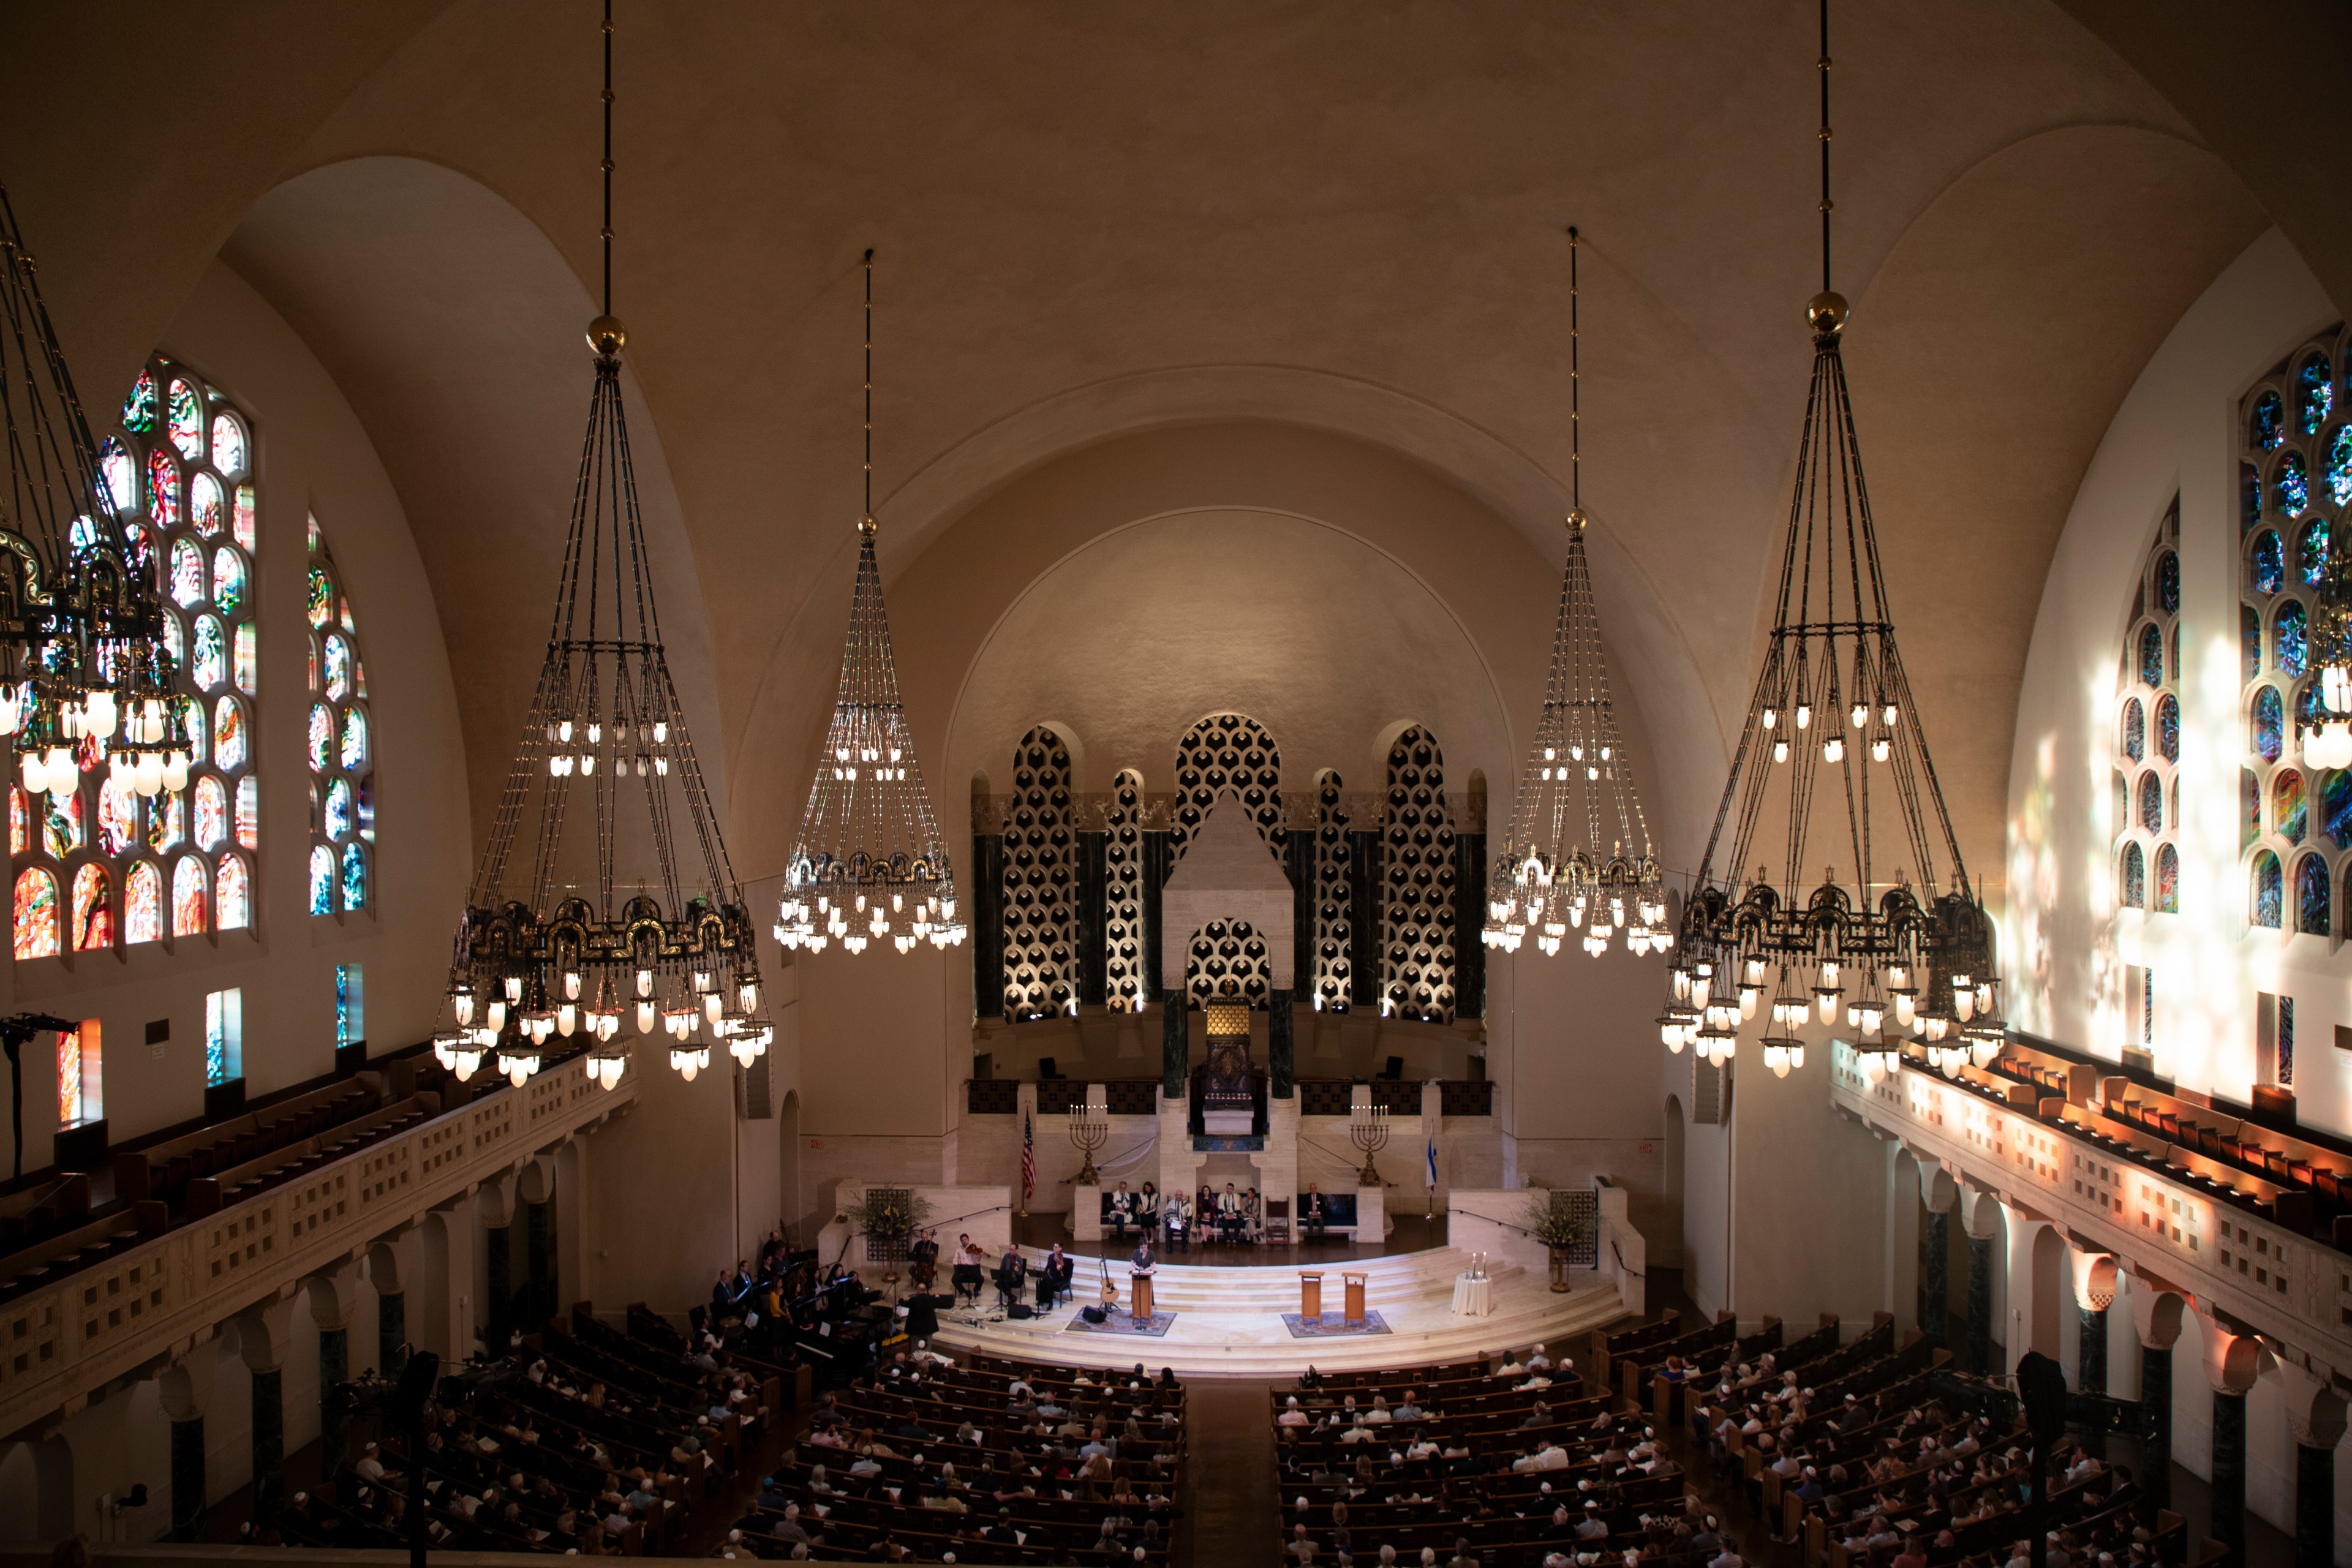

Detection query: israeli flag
xmin=1425 ymin=1133 xmax=1438 ymax=1191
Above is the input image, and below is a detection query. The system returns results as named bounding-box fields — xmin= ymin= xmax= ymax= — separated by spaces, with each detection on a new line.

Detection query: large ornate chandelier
xmin=1485 ymin=229 xmax=1667 ymax=959
xmin=442 ymin=0 xmax=767 ymax=1090
xmin=1660 ymin=1 xmax=2001 ymax=1082
xmin=0 ymin=184 xmax=189 ymax=809
xmin=774 ymin=251 xmax=966 ymax=957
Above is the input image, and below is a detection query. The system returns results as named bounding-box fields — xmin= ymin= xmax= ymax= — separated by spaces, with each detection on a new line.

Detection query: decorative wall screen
xmin=1104 ymin=769 xmax=1147 ymax=1011
xmin=1186 ymin=916 xmax=1272 ymax=1008
xmin=2239 ymin=328 xmax=2350 ymax=937
xmin=1314 ymin=769 xmax=1352 ymax=1011
xmin=2114 ymin=500 xmax=2181 ymax=918
xmin=862 ymin=1187 xmax=913 ymax=1262
xmin=1002 ymin=726 xmax=1076 ymax=1019
xmin=1549 ymin=1188 xmax=1599 ymax=1268
xmin=1173 ymin=712 xmax=1283 ymax=858
xmin=1382 ymin=725 xmax=1457 ymax=1023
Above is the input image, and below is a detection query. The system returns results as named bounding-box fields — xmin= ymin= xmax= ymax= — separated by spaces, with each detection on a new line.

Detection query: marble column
xmin=238 ymin=1296 xmax=296 ymax=1521
xmin=2067 ymin=1248 xmax=2117 ymax=1396
xmin=2200 ymin=1315 xmax=2261 ymax=1559
xmin=971 ymin=829 xmax=1005 ymax=1020
xmin=306 ymin=1268 xmax=362 ymax=1480
xmin=369 ymin=1238 xmax=407 ymax=1378
xmin=1959 ymin=1188 xmax=2000 ymax=1376
xmin=485 ymin=1225 xmax=513 ymax=1352
xmin=2275 ymin=1359 xmax=2347 ymax=1568
xmin=2130 ymin=1286 xmax=2184 ymax=1517
xmin=1268 ymin=990 xmax=1294 ymax=1099
xmin=158 ymin=1349 xmax=216 ymax=1540
xmin=1918 ymin=1160 xmax=1956 ymax=1349
xmin=522 ymin=1153 xmax=558 ymax=1333
xmin=1450 ymin=826 xmax=1484 ymax=1020
xmin=1161 ymin=985 xmax=1187 ymax=1098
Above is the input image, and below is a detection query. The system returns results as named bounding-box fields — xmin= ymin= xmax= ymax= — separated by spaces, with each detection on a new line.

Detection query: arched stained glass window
xmin=2253 ymin=849 xmax=2283 ymax=928
xmin=2275 ymin=769 xmax=2308 ymax=843
xmin=2244 ymin=605 xmax=2261 ymax=679
xmin=124 ymin=862 xmax=161 ymax=945
xmin=2254 ymin=687 xmax=2285 ymax=761
xmin=2299 ymin=852 xmax=2332 ymax=935
xmin=2253 ymin=530 xmax=2285 ymax=594
xmin=69 ymin=865 xmax=109 ymax=952
xmin=2276 ymin=600 xmax=2308 ymax=674
xmin=2277 ymin=451 xmax=2310 ymax=517
xmin=2117 ymin=500 xmax=2183 ymax=917
xmin=2121 ymin=699 xmax=2144 ymax=762
xmin=165 ymin=377 xmax=203 ymax=458
xmin=172 ymin=856 xmax=207 ymax=936
xmin=2119 ymin=843 xmax=2144 ymax=910
xmin=305 ymin=514 xmax=375 ymax=917
xmin=2157 ymin=551 xmax=2180 ymax=612
xmin=13 ymin=869 xmax=57 ymax=960
xmin=2243 ymin=462 xmax=2263 ymax=535
xmin=2300 ymin=521 xmax=2330 ymax=587
xmin=2155 ymin=844 xmax=2179 ymax=914
xmin=2134 ymin=771 xmax=2161 ymax=834
xmin=2254 ymin=389 xmax=2285 ymax=450
xmin=216 ymin=855 xmax=250 ymax=931
xmin=2326 ymin=771 xmax=2352 ymax=849
xmin=2157 ymin=694 xmax=2180 ymax=763
xmin=2299 ymin=353 xmax=2333 ymax=434
xmin=2137 ymin=624 xmax=2163 ymax=686
xmin=2331 ymin=427 xmax=2352 ymax=508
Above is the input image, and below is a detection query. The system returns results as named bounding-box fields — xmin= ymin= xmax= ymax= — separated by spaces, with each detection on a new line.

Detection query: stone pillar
xmin=2199 ymin=1314 xmax=2262 ymax=1558
xmin=2001 ymin=1202 xmax=2060 ymax=1368
xmin=158 ymin=1347 xmax=217 ymax=1540
xmin=237 ymin=1295 xmax=296 ymax=1521
xmin=368 ymin=1237 xmax=407 ymax=1377
xmin=2067 ymin=1248 xmax=2117 ymax=1396
xmin=555 ymin=1136 xmax=589 ymax=1312
xmin=1161 ymin=985 xmax=1187 ymax=1098
xmin=1959 ymin=1186 xmax=2001 ymax=1375
xmin=424 ymin=1196 xmax=479 ymax=1362
xmin=1269 ymin=990 xmax=1294 ymax=1099
xmin=1880 ymin=1143 xmax=1920 ymax=1329
xmin=1918 ymin=1159 xmax=1956 ymax=1350
xmin=520 ymin=1155 xmax=557 ymax=1333
xmin=479 ymin=1173 xmax=519 ymax=1355
xmin=2275 ymin=1359 xmax=2348 ymax=1568
xmin=306 ymin=1268 xmax=362 ymax=1480
xmin=2130 ymin=1285 xmax=2184 ymax=1515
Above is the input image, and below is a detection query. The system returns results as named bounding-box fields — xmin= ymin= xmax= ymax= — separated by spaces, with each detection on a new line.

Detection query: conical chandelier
xmin=443 ymin=0 xmax=767 ymax=1090
xmin=1661 ymin=0 xmax=2001 ymax=1082
xmin=1485 ymin=228 xmax=1667 ymax=959
xmin=0 ymin=184 xmax=189 ymax=807
xmin=775 ymin=251 xmax=966 ymax=957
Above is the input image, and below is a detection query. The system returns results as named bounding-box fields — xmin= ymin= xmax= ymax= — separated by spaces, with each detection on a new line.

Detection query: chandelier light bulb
xmin=1822 ymin=737 xmax=1844 ymax=763
xmin=134 ymin=752 xmax=164 ymax=797
xmin=557 ymin=1003 xmax=577 ymax=1037
xmin=453 ymin=1049 xmax=481 ymax=1082
xmin=1795 ymin=704 xmax=1811 ymax=730
xmin=1849 ymin=703 xmax=1866 ymax=729
xmin=636 ymin=1000 xmax=655 ymax=1035
xmin=452 ymin=989 xmax=477 ymax=1027
xmin=1762 ymin=707 xmax=1777 ymax=730
xmin=1773 ymin=740 xmax=1790 ymax=764
xmin=164 ymin=750 xmax=189 ymax=790
xmin=484 ymin=998 xmax=507 ymax=1034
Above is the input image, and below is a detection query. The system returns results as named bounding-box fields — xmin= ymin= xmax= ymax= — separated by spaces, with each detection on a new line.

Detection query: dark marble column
xmin=169 ymin=1417 xmax=205 ymax=1540
xmin=378 ymin=1290 xmax=407 ymax=1379
xmin=1141 ymin=831 xmax=1169 ymax=999
xmin=250 ymin=1367 xmax=285 ymax=1518
xmin=1269 ymin=990 xmax=1294 ymax=1099
xmin=1346 ymin=827 xmax=1379 ymax=1010
xmin=2139 ymin=1343 xmax=2172 ymax=1515
xmin=1964 ymin=1234 xmax=1993 ymax=1375
xmin=2210 ymin=1390 xmax=2247 ymax=1558
xmin=1077 ymin=830 xmax=1107 ymax=1008
xmin=485 ymin=1223 xmax=513 ymax=1352
xmin=1162 ymin=987 xmax=1188 ymax=1098
xmin=526 ymin=1198 xmax=555 ymax=1332
xmin=1921 ymin=1209 xmax=1950 ymax=1349
xmin=1452 ymin=829 xmax=1485 ymax=1020
xmin=2076 ymin=1303 xmax=2109 ymax=1395
xmin=317 ymin=1325 xmax=350 ymax=1479
xmin=2296 ymin=1441 xmax=2334 ymax=1568
xmin=971 ymin=832 xmax=1005 ymax=1018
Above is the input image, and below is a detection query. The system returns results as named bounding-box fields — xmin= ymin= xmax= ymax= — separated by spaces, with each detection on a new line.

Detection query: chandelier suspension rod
xmin=863 ymin=247 xmax=875 ymax=523
xmin=1567 ymin=225 xmax=1580 ymax=514
xmin=601 ymin=0 xmax=614 ymax=321
xmin=1817 ymin=0 xmax=1832 ymax=299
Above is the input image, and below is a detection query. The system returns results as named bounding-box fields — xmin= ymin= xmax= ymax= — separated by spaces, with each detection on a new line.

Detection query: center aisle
xmin=1177 ymin=1378 xmax=1276 ymax=1568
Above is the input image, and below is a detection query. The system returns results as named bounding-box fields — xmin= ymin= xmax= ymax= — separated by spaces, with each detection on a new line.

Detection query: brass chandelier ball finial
xmin=587 ymin=315 xmax=628 ymax=356
xmin=1807 ymin=292 xmax=1848 ymax=334
xmin=1566 ymin=507 xmax=1589 ymax=533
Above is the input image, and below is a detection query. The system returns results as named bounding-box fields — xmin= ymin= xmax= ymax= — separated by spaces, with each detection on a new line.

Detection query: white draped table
xmin=1450 ymin=1272 xmax=1493 ymax=1317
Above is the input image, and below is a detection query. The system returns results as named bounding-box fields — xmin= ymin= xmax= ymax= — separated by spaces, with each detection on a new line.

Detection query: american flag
xmin=1020 ymin=1109 xmax=1036 ymax=1207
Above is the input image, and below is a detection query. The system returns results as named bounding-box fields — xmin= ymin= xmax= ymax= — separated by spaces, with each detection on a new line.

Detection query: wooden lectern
xmin=1299 ymin=1272 xmax=1323 ymax=1321
xmin=1341 ymin=1270 xmax=1368 ymax=1326
xmin=1131 ymin=1272 xmax=1154 ymax=1324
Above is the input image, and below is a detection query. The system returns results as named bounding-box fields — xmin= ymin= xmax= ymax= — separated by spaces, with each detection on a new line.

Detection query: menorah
xmin=1349 ymin=1104 xmax=1390 ymax=1185
xmin=1069 ymin=1105 xmax=1109 ymax=1185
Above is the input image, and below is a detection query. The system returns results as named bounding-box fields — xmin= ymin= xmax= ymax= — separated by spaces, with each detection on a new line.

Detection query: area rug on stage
xmin=1281 ymin=1310 xmax=1392 ymax=1338
xmin=1065 ymin=1310 xmax=1177 ymax=1338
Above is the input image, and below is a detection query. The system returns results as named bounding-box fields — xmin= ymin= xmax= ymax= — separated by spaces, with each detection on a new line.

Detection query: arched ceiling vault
xmin=0 ymin=1 xmax=2329 ymax=894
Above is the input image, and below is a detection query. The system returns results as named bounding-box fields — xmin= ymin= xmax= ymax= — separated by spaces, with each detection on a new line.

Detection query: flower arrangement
xmin=846 ymin=1188 xmax=931 ymax=1242
xmin=1528 ymin=1188 xmax=1596 ymax=1252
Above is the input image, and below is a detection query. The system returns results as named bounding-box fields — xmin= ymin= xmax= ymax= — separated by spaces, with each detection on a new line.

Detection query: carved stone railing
xmin=0 ymin=1057 xmax=637 ymax=1439
xmin=1828 ymin=1041 xmax=2352 ymax=1373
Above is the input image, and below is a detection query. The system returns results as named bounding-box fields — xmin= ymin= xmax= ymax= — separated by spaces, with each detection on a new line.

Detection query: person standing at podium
xmin=1129 ymin=1238 xmax=1156 ymax=1321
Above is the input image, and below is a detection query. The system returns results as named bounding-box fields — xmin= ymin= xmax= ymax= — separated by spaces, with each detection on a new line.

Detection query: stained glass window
xmin=325 ymin=778 xmax=352 ymax=840
xmin=2244 ymin=605 xmax=2261 ymax=679
xmin=194 ymin=776 xmax=227 ymax=850
xmin=2255 ymin=686 xmax=2285 ymax=761
xmin=307 ymin=704 xmax=333 ymax=771
xmin=2119 ymin=843 xmax=2144 ymax=909
xmin=2155 ymin=844 xmax=2179 ymax=914
xmin=341 ymin=842 xmax=367 ymax=912
xmin=233 ymin=624 xmax=256 ymax=694
xmin=2254 ymin=849 xmax=2283 ymax=928
xmin=190 ymin=472 xmax=224 ymax=537
xmin=2139 ymin=771 xmax=2164 ymax=834
xmin=2242 ymin=462 xmax=2261 ymax=535
xmin=233 ymin=484 xmax=255 ymax=551
xmin=235 ymin=777 xmax=258 ymax=849
xmin=2254 ymin=389 xmax=2285 ymax=451
xmin=43 ymin=790 xmax=82 ymax=858
xmin=167 ymin=379 xmax=203 ymax=459
xmin=206 ymin=989 xmax=241 ymax=1087
xmin=2253 ymin=530 xmax=2285 ymax=594
xmin=169 ymin=538 xmax=205 ymax=607
xmin=2277 ymin=451 xmax=2310 ymax=517
xmin=306 ymin=567 xmax=334 ymax=629
xmin=2275 ymin=600 xmax=2308 ymax=674
xmin=172 ymin=856 xmax=207 ymax=936
xmin=216 ymin=855 xmax=249 ymax=931
xmin=324 ymin=636 xmax=353 ymax=699
xmin=124 ymin=862 xmax=160 ymax=944
xmin=308 ymin=845 xmax=334 ymax=916
xmin=214 ymin=696 xmax=246 ymax=771
xmin=209 ymin=413 xmax=245 ymax=477
xmin=2121 ymin=698 xmax=2144 ymax=762
xmin=147 ymin=447 xmax=179 ymax=527
xmin=2245 ymin=767 xmax=2261 ymax=850
xmin=123 ymin=369 xmax=157 ymax=433
xmin=97 ymin=775 xmax=136 ymax=855
xmin=192 ymin=614 xmax=225 ymax=689
xmin=2138 ymin=624 xmax=2162 ymax=686
xmin=2297 ymin=852 xmax=2332 ymax=934
xmin=212 ymin=548 xmax=246 ymax=615
xmin=70 ymin=864 xmax=110 ymax=952
xmin=148 ymin=790 xmax=183 ymax=854
xmin=336 ymin=964 xmax=363 ymax=1049
xmin=55 ymin=1021 xmax=97 ymax=1129
xmin=2275 ymin=769 xmax=2308 ymax=843
xmin=13 ymin=869 xmax=57 ymax=959
xmin=339 ymin=708 xmax=368 ymax=769
xmin=10 ymin=788 xmax=26 ymax=857
xmin=2300 ymin=521 xmax=2330 ymax=587
xmin=2331 ymin=428 xmax=2352 ymax=508
xmin=2157 ymin=694 xmax=2179 ymax=764
xmin=2299 ymin=353 xmax=2333 ymax=434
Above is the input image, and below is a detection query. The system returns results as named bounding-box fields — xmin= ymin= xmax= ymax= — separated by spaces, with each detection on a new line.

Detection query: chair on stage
xmin=1264 ymin=1197 xmax=1291 ymax=1246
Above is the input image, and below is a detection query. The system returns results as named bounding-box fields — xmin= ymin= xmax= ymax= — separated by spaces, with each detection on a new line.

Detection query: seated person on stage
xmin=907 ymin=1229 xmax=940 ymax=1294
xmin=1036 ymin=1242 xmax=1073 ymax=1308
xmin=1218 ymin=1182 xmax=1243 ymax=1241
xmin=995 ymin=1243 xmax=1028 ymax=1311
xmin=950 ymin=1233 xmax=986 ymax=1305
xmin=1245 ymin=1186 xmax=1264 ymax=1243
xmin=1301 ymin=1182 xmax=1327 ymax=1239
xmin=1164 ymin=1193 xmax=1190 ymax=1253
xmin=1137 ymin=1180 xmax=1159 ymax=1239
xmin=1109 ymin=1181 xmax=1136 ymax=1239
xmin=1197 ymin=1183 xmax=1216 ymax=1239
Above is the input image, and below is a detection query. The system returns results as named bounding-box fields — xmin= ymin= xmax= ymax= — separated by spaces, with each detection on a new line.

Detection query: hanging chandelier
xmin=440 ymin=0 xmax=767 ymax=1090
xmin=1660 ymin=0 xmax=2002 ymax=1082
xmin=774 ymin=251 xmax=966 ymax=957
xmin=0 ymin=184 xmax=189 ymax=808
xmin=1485 ymin=228 xmax=1667 ymax=959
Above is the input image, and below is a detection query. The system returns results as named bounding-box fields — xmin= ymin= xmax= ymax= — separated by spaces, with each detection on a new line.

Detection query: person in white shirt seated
xmin=354 ymin=1441 xmax=398 ymax=1485
xmin=1363 ymin=1395 xmax=1395 ymax=1424
xmin=1512 ymin=1441 xmax=1570 ymax=1472
xmin=1515 ymin=1370 xmax=1554 ymax=1392
xmin=1526 ymin=1343 xmax=1552 ymax=1371
xmin=1279 ymin=1397 xmax=1311 ymax=1428
xmin=1497 ymin=1352 xmax=1526 ymax=1378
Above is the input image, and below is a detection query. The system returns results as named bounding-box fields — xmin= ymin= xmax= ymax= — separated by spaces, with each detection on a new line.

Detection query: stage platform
xmin=925 ymin=1245 xmax=1629 ymax=1378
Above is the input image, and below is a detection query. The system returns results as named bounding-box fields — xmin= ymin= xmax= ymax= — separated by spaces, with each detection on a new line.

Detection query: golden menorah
xmin=1069 ymin=1104 xmax=1109 ymax=1185
xmin=1350 ymin=1103 xmax=1390 ymax=1185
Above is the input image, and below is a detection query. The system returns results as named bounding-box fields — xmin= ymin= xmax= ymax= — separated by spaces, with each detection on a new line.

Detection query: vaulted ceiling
xmin=0 ymin=0 xmax=2332 ymax=892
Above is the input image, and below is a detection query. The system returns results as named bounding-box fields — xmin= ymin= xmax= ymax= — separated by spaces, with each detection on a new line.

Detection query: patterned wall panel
xmin=1314 ymin=770 xmax=1353 ymax=1012
xmin=1186 ymin=917 xmax=1272 ymax=1008
xmin=1382 ymin=726 xmax=1458 ymax=1023
xmin=1173 ymin=713 xmax=1283 ymax=858
xmin=1105 ymin=770 xmax=1147 ymax=1011
xmin=1002 ymin=727 xmax=1077 ymax=1020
